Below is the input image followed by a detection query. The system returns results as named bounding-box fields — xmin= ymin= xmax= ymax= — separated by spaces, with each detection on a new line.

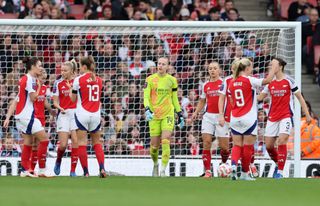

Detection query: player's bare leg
xmin=91 ymin=131 xmax=106 ymax=178
xmin=33 ymin=130 xmax=50 ymax=177
xmin=202 ymin=134 xmax=213 ymax=178
xmin=240 ymin=135 xmax=256 ymax=181
xmin=150 ymin=136 xmax=161 ymax=177
xmin=77 ymin=130 xmax=89 ymax=177
xmin=274 ymin=133 xmax=289 ymax=179
xmin=70 ymin=130 xmax=78 ymax=177
xmin=265 ymin=137 xmax=278 ymax=178
xmin=230 ymin=135 xmax=243 ymax=180
xmin=160 ymin=130 xmax=172 ymax=177
xmin=54 ymin=132 xmax=68 ymax=175
xmin=20 ymin=134 xmax=37 ymax=178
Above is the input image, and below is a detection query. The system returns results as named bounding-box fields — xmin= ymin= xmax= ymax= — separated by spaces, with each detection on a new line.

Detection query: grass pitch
xmin=0 ymin=177 xmax=317 ymax=206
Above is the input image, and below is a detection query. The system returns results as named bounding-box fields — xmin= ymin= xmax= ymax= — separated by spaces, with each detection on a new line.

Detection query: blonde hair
xmin=63 ymin=59 xmax=78 ymax=73
xmin=233 ymin=58 xmax=251 ymax=79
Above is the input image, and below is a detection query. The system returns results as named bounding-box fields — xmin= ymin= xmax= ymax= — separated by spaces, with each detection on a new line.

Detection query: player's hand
xmin=3 ymin=118 xmax=10 ymax=128
xmin=218 ymin=114 xmax=225 ymax=127
xmin=60 ymin=108 xmax=66 ymax=114
xmin=37 ymin=79 xmax=42 ymax=87
xmin=177 ymin=111 xmax=185 ymax=129
xmin=191 ymin=112 xmax=198 ymax=121
xmin=306 ymin=114 xmax=312 ymax=125
xmin=50 ymin=109 xmax=57 ymax=116
xmin=145 ymin=107 xmax=153 ymax=121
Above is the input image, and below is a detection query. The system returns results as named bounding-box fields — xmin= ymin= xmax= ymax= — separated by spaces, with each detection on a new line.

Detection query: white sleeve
xmin=288 ymin=76 xmax=299 ymax=93
xmin=26 ymin=76 xmax=36 ymax=93
xmin=72 ymin=77 xmax=80 ymax=91
xmin=218 ymin=78 xmax=227 ymax=95
xmin=52 ymin=80 xmax=60 ymax=96
xmin=261 ymin=85 xmax=269 ymax=94
xmin=200 ymin=83 xmax=206 ymax=99
xmin=248 ymin=76 xmax=263 ymax=88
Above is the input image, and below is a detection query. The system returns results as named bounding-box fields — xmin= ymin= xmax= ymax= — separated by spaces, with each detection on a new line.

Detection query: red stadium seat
xmin=308 ymin=0 xmax=318 ymax=6
xmin=70 ymin=4 xmax=85 ymax=15
xmin=0 ymin=13 xmax=17 ymax=19
xmin=280 ymin=0 xmax=292 ymax=20
xmin=314 ymin=45 xmax=320 ymax=65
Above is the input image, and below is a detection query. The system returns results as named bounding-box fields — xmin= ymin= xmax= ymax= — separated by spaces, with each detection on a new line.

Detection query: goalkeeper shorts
xmin=148 ymin=115 xmax=175 ymax=137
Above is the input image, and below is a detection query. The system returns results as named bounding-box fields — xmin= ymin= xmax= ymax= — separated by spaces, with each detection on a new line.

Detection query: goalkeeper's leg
xmin=149 ymin=119 xmax=161 ymax=177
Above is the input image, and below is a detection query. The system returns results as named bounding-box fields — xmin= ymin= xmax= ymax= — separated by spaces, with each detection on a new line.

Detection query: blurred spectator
xmin=296 ymin=5 xmax=312 ymax=22
xmin=191 ymin=0 xmax=211 ymax=21
xmin=1 ymin=134 xmax=21 ymax=157
xmin=22 ymin=34 xmax=37 ymax=57
xmin=5 ymin=59 xmax=23 ymax=92
xmin=226 ymin=8 xmax=244 ymax=21
xmin=0 ymin=0 xmax=15 ymax=13
xmin=41 ymin=0 xmax=52 ymax=19
xmin=220 ymin=0 xmax=234 ymax=20
xmin=207 ymin=7 xmax=221 ymax=21
xmin=122 ymin=82 xmax=141 ymax=113
xmin=65 ymin=35 xmax=88 ymax=61
xmin=288 ymin=0 xmax=313 ymax=21
xmin=180 ymin=7 xmax=191 ymax=20
xmin=100 ymin=4 xmax=115 ymax=20
xmin=163 ymin=0 xmax=182 ymax=20
xmin=18 ymin=0 xmax=34 ymax=19
xmin=154 ymin=7 xmax=164 ymax=20
xmin=139 ymin=0 xmax=154 ymax=20
xmin=50 ymin=7 xmax=63 ymax=19
xmin=242 ymin=33 xmax=261 ymax=58
xmin=301 ymin=116 xmax=320 ymax=159
xmin=254 ymin=43 xmax=272 ymax=74
xmin=128 ymin=50 xmax=146 ymax=78
xmin=25 ymin=3 xmax=43 ymax=19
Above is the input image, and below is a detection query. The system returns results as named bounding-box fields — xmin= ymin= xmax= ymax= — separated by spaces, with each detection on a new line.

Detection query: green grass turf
xmin=0 ymin=177 xmax=318 ymax=206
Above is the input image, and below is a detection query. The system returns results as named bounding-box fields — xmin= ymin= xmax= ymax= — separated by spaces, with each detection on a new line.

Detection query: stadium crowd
xmin=0 ymin=0 xmax=319 ymax=159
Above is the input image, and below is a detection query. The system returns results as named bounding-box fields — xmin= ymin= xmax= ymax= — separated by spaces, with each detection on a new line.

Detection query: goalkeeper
xmin=143 ymin=57 xmax=185 ymax=177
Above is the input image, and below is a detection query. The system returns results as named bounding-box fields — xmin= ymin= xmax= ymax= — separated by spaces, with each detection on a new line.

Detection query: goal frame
xmin=0 ymin=20 xmax=302 ymax=177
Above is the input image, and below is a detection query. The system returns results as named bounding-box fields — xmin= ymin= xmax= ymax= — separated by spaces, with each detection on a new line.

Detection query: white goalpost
xmin=0 ymin=20 xmax=305 ymax=177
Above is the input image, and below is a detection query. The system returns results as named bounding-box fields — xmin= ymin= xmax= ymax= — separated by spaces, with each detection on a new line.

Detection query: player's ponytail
xmin=23 ymin=56 xmax=40 ymax=73
xmin=64 ymin=59 xmax=78 ymax=74
xmin=80 ymin=56 xmax=96 ymax=81
xmin=233 ymin=58 xmax=251 ymax=79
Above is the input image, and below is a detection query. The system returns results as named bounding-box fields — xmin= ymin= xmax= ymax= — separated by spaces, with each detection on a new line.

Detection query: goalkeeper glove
xmin=145 ymin=107 xmax=154 ymax=121
xmin=177 ymin=111 xmax=185 ymax=129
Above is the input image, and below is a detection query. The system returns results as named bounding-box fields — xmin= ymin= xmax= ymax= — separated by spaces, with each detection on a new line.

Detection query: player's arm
xmin=295 ymin=91 xmax=312 ymax=124
xmin=261 ymin=64 xmax=277 ymax=85
xmin=217 ymin=94 xmax=225 ymax=126
xmin=70 ymin=78 xmax=78 ymax=103
xmin=52 ymin=95 xmax=65 ymax=113
xmin=258 ymin=85 xmax=269 ymax=102
xmin=3 ymin=99 xmax=17 ymax=128
xmin=29 ymin=79 xmax=42 ymax=102
xmin=45 ymin=99 xmax=55 ymax=116
xmin=172 ymin=78 xmax=184 ymax=128
xmin=143 ymin=78 xmax=151 ymax=109
xmin=192 ymin=98 xmax=206 ymax=120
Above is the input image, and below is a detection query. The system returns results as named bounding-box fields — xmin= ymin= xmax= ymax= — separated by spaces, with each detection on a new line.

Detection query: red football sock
xmin=78 ymin=145 xmax=88 ymax=174
xmin=220 ymin=149 xmax=230 ymax=163
xmin=250 ymin=145 xmax=255 ymax=164
xmin=70 ymin=147 xmax=79 ymax=173
xmin=267 ymin=147 xmax=278 ymax=164
xmin=241 ymin=145 xmax=252 ymax=173
xmin=30 ymin=150 xmax=38 ymax=171
xmin=202 ymin=150 xmax=211 ymax=171
xmin=231 ymin=145 xmax=242 ymax=166
xmin=21 ymin=145 xmax=32 ymax=171
xmin=37 ymin=140 xmax=49 ymax=169
xmin=278 ymin=144 xmax=287 ymax=171
xmin=56 ymin=147 xmax=66 ymax=163
xmin=93 ymin=144 xmax=105 ymax=171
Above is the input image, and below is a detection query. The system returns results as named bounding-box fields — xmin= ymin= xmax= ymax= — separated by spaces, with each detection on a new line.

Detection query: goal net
xmin=0 ymin=20 xmax=302 ymax=177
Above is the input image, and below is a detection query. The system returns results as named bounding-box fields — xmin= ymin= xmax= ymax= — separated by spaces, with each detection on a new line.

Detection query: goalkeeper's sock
xmin=70 ymin=147 xmax=78 ymax=173
xmin=161 ymin=139 xmax=170 ymax=171
xmin=93 ymin=144 xmax=105 ymax=171
xmin=37 ymin=140 xmax=49 ymax=169
xmin=202 ymin=150 xmax=211 ymax=171
xmin=78 ymin=145 xmax=89 ymax=174
xmin=150 ymin=146 xmax=159 ymax=165
xmin=278 ymin=144 xmax=287 ymax=171
xmin=30 ymin=150 xmax=38 ymax=171
xmin=267 ymin=147 xmax=278 ymax=164
xmin=241 ymin=145 xmax=252 ymax=173
xmin=220 ymin=149 xmax=229 ymax=164
xmin=231 ymin=145 xmax=242 ymax=166
xmin=56 ymin=147 xmax=66 ymax=164
xmin=21 ymin=145 xmax=32 ymax=171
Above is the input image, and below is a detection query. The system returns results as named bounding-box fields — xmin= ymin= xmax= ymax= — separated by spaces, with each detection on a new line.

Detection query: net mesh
xmin=0 ymin=23 xmax=296 ymax=176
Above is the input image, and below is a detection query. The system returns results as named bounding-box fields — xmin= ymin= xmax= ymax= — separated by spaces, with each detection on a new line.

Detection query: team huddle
xmin=2 ymin=55 xmax=310 ymax=180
